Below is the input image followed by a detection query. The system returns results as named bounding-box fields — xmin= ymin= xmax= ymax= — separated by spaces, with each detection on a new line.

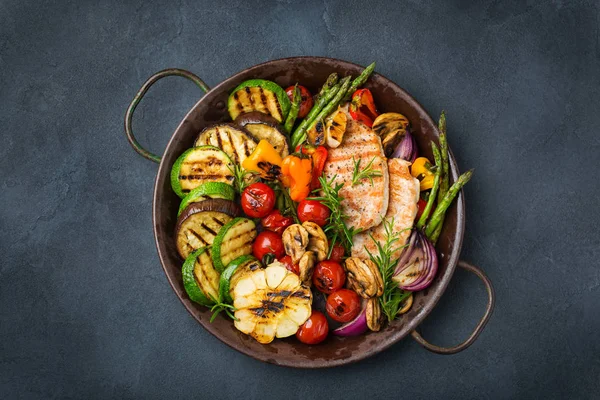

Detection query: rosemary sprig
xmin=365 ymin=218 xmax=410 ymax=322
xmin=309 ymin=174 xmax=361 ymax=254
xmin=209 ymin=296 xmax=237 ymax=322
xmin=351 ymin=157 xmax=383 ymax=187
xmin=228 ymin=164 xmax=257 ymax=194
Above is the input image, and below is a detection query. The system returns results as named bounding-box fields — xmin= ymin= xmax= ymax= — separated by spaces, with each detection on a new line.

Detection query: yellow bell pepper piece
xmin=242 ymin=140 xmax=283 ymax=180
xmin=411 ymin=157 xmax=435 ymax=191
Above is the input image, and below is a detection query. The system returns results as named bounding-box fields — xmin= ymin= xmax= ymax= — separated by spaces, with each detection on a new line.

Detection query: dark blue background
xmin=1 ymin=0 xmax=599 ymax=398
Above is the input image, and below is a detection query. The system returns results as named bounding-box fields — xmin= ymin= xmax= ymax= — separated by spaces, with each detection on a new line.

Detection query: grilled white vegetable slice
xmin=194 ymin=124 xmax=257 ymax=165
xmin=212 ymin=218 xmax=257 ymax=273
xmin=171 ymin=146 xmax=235 ymax=198
xmin=175 ymin=199 xmax=241 ymax=260
xmin=232 ymin=262 xmax=312 ymax=344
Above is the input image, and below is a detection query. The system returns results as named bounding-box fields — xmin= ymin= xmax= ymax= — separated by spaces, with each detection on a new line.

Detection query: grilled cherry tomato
xmin=296 ymin=310 xmax=328 ymax=344
xmin=416 ymin=198 xmax=428 ymax=220
xmin=261 ymin=210 xmax=293 ymax=235
xmin=312 ymin=260 xmax=345 ymax=294
xmin=349 ymin=88 xmax=379 ymax=127
xmin=326 ymin=289 xmax=361 ymax=323
xmin=279 ymin=255 xmax=299 ymax=275
xmin=286 ymin=85 xmax=313 ymax=119
xmin=328 ymin=242 xmax=345 ymax=263
xmin=297 ymin=199 xmax=330 ymax=227
xmin=252 ymin=231 xmax=285 ymax=261
xmin=241 ymin=183 xmax=275 ymax=218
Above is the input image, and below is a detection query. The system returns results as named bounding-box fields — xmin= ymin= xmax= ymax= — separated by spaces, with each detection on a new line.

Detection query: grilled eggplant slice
xmin=171 ymin=146 xmax=235 ymax=198
xmin=219 ymin=255 xmax=262 ymax=304
xmin=175 ymin=199 xmax=241 ymax=260
xmin=372 ymin=112 xmax=410 ymax=157
xmin=232 ymin=262 xmax=312 ymax=344
xmin=234 ymin=112 xmax=289 ymax=157
xmin=182 ymin=247 xmax=217 ymax=306
xmin=194 ymin=124 xmax=257 ymax=165
xmin=177 ymin=182 xmax=235 ymax=217
xmin=212 ymin=217 xmax=257 ymax=273
xmin=228 ymin=79 xmax=291 ymax=123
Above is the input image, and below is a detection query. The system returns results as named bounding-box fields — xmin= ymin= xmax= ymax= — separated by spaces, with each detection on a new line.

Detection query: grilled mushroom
xmin=372 ymin=112 xmax=410 ymax=157
xmin=298 ymin=251 xmax=316 ymax=285
xmin=344 ymin=257 xmax=384 ymax=298
xmin=366 ymin=297 xmax=383 ymax=331
xmin=302 ymin=221 xmax=329 ymax=262
xmin=282 ymin=224 xmax=309 ymax=264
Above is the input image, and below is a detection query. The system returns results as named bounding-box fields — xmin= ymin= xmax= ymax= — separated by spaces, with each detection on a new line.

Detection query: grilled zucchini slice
xmin=219 ymin=255 xmax=262 ymax=304
xmin=171 ymin=146 xmax=235 ymax=198
xmin=228 ymin=79 xmax=291 ymax=123
xmin=182 ymin=247 xmax=215 ymax=306
xmin=234 ymin=112 xmax=289 ymax=157
xmin=175 ymin=199 xmax=241 ymax=260
xmin=212 ymin=218 xmax=257 ymax=273
xmin=177 ymin=182 xmax=236 ymax=217
xmin=194 ymin=124 xmax=257 ymax=165
xmin=193 ymin=249 xmax=221 ymax=304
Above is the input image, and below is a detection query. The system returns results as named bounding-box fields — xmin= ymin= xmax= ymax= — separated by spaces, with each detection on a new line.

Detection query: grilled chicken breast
xmin=323 ymin=119 xmax=389 ymax=231
xmin=351 ymin=158 xmax=420 ymax=260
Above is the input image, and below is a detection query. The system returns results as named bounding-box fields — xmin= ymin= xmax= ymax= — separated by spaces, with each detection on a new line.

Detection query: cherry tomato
xmin=312 ymin=260 xmax=345 ymax=294
xmin=328 ymin=242 xmax=345 ymax=263
xmin=285 ymin=85 xmax=314 ymax=119
xmin=279 ymin=255 xmax=299 ymax=275
xmin=326 ymin=289 xmax=361 ymax=323
xmin=416 ymin=198 xmax=427 ymax=220
xmin=296 ymin=310 xmax=328 ymax=344
xmin=241 ymin=183 xmax=275 ymax=218
xmin=297 ymin=199 xmax=330 ymax=227
xmin=252 ymin=231 xmax=285 ymax=260
xmin=261 ymin=210 xmax=293 ymax=235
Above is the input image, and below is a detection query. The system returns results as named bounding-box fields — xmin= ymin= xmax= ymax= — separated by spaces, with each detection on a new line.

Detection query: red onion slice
xmin=332 ymin=300 xmax=368 ymax=337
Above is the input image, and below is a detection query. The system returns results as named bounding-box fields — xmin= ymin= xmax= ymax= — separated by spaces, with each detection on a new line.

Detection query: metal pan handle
xmin=124 ymin=69 xmax=210 ymax=163
xmin=410 ymin=260 xmax=495 ymax=354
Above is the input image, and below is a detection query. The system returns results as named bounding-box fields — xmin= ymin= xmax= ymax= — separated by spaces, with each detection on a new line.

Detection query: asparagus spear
xmin=315 ymin=73 xmax=338 ymax=101
xmin=425 ymin=169 xmax=473 ymax=238
xmin=437 ymin=111 xmax=449 ymax=200
xmin=291 ymin=81 xmax=342 ymax=147
xmin=342 ymin=62 xmax=376 ymax=102
xmin=284 ymin=85 xmax=301 ymax=134
xmin=303 ymin=76 xmax=352 ymax=139
xmin=416 ymin=142 xmax=441 ymax=229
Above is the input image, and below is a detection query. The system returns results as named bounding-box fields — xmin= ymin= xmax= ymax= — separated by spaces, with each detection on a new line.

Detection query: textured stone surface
xmin=1 ymin=0 xmax=599 ymax=398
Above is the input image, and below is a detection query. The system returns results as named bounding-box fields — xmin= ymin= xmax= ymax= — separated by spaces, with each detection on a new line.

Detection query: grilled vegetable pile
xmin=170 ymin=62 xmax=471 ymax=345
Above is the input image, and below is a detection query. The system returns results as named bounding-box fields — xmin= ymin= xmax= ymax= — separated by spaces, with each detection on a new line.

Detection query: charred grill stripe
xmin=212 ymin=216 xmax=226 ymax=226
xmin=200 ymin=222 xmax=218 ymax=237
xmin=273 ymin=92 xmax=282 ymax=120
xmin=188 ymin=229 xmax=209 ymax=245
xmin=233 ymin=91 xmax=244 ymax=112
xmin=180 ymin=174 xmax=231 ymax=180
xmin=242 ymin=139 xmax=251 ymax=157
xmin=290 ymin=290 xmax=311 ymax=299
xmin=224 ymin=129 xmax=238 ymax=163
xmin=215 ymin=127 xmax=224 ymax=150
xmin=258 ymin=87 xmax=268 ymax=112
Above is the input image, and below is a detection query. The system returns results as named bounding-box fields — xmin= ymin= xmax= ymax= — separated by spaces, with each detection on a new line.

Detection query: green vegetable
xmin=227 ymin=79 xmax=291 ymax=122
xmin=425 ymin=169 xmax=474 ymax=238
xmin=299 ymin=76 xmax=352 ymax=147
xmin=309 ymin=174 xmax=362 ymax=254
xmin=364 ymin=217 xmax=411 ymax=322
xmin=351 ymin=156 xmax=383 ymax=187
xmin=284 ymin=85 xmax=301 ymax=134
xmin=416 ymin=142 xmax=441 ymax=229
xmin=291 ymin=80 xmax=343 ymax=148
xmin=182 ymin=247 xmax=213 ymax=307
xmin=342 ymin=62 xmax=376 ymax=102
xmin=437 ymin=111 xmax=449 ymax=201
xmin=212 ymin=218 xmax=257 ymax=273
xmin=170 ymin=146 xmax=235 ymax=198
xmin=178 ymin=182 xmax=235 ymax=217
xmin=218 ymin=255 xmax=260 ymax=304
xmin=315 ymin=73 xmax=338 ymax=101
